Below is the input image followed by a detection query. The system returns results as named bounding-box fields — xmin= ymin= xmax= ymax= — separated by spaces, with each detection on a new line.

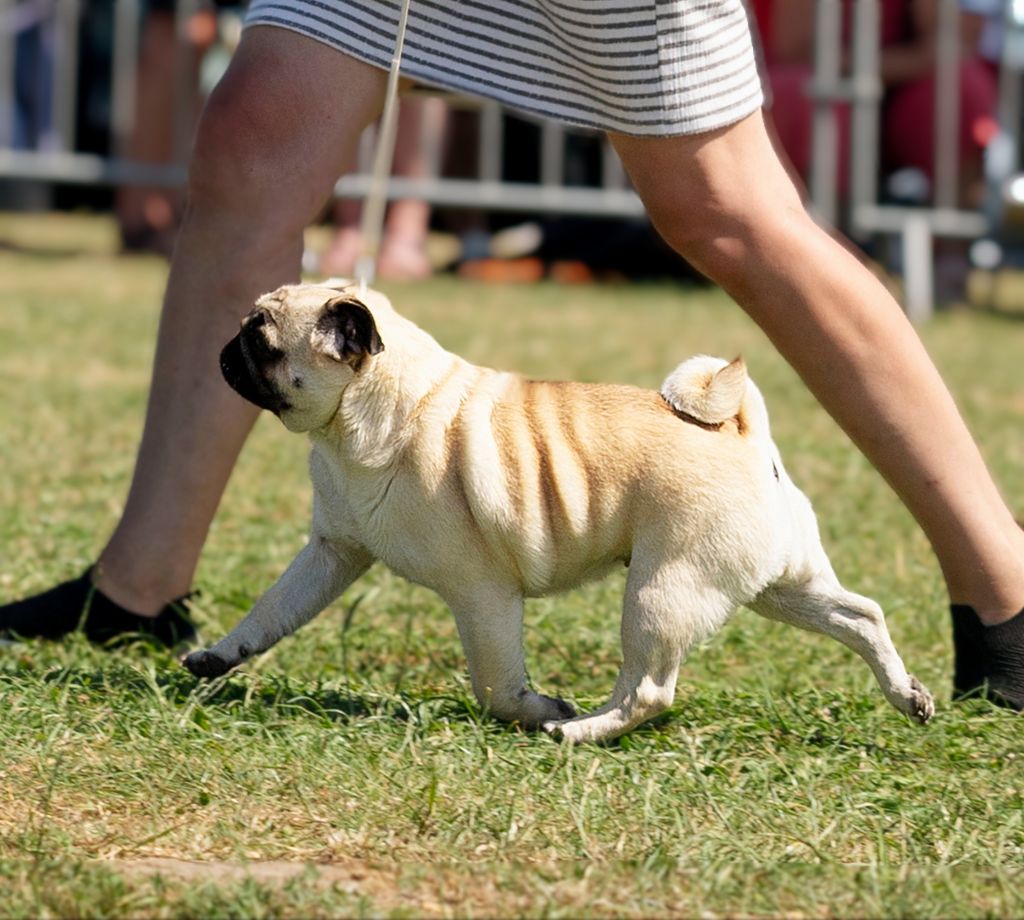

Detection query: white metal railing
xmin=1 ymin=0 xmax=1016 ymax=317
xmin=807 ymin=0 xmax=1009 ymax=319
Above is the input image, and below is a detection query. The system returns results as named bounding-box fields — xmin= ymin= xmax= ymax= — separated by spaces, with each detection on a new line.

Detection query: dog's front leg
xmin=184 ymin=537 xmax=373 ymax=678
xmin=447 ymin=588 xmax=575 ymax=727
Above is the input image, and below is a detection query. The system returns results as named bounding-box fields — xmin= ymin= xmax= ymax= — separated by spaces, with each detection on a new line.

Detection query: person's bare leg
xmin=611 ymin=110 xmax=1024 ymax=625
xmin=95 ymin=27 xmax=389 ymax=614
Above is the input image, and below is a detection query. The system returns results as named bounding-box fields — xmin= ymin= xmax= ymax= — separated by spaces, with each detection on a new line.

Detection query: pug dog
xmin=184 ymin=281 xmax=934 ymax=742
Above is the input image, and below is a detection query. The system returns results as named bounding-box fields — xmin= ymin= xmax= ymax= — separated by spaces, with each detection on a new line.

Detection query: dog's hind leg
xmin=447 ymin=588 xmax=576 ymax=728
xmin=544 ymin=559 xmax=733 ymax=744
xmin=749 ymin=574 xmax=934 ymax=723
xmin=184 ymin=537 xmax=373 ymax=678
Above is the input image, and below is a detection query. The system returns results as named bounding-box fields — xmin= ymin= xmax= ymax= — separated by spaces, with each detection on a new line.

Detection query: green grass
xmin=1 ymin=212 xmax=1023 ymax=917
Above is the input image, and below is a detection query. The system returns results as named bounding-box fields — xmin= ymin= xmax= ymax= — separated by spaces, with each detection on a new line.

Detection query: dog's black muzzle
xmin=220 ymin=314 xmax=291 ymax=415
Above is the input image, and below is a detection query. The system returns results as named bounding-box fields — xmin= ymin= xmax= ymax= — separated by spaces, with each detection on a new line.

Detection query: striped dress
xmin=245 ymin=0 xmax=764 ymax=136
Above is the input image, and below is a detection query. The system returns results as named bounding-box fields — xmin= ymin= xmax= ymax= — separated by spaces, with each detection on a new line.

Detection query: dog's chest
xmin=309 ymin=452 xmax=450 ymax=582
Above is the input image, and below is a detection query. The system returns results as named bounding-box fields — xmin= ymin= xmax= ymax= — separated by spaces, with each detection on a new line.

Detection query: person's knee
xmin=189 ymin=79 xmax=294 ymax=216
xmin=646 ymin=190 xmax=807 ymax=287
xmin=187 ymin=62 xmax=355 ymax=230
xmin=615 ymin=114 xmax=811 ymax=286
xmin=644 ymin=197 xmax=753 ymax=282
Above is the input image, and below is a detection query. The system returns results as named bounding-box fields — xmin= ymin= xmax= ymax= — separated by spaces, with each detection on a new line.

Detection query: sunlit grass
xmin=1 ymin=212 xmax=1022 ymax=917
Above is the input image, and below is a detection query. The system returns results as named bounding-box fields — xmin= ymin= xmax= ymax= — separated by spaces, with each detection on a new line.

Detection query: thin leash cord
xmin=354 ymin=0 xmax=414 ymax=295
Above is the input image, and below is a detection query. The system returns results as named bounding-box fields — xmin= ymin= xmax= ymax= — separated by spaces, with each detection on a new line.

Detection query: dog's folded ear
xmin=313 ymin=296 xmax=385 ymax=363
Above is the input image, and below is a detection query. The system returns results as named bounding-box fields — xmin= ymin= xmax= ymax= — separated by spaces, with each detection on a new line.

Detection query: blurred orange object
xmin=548 ymin=260 xmax=594 ymax=284
xmin=457 ymin=258 xmax=545 ymax=283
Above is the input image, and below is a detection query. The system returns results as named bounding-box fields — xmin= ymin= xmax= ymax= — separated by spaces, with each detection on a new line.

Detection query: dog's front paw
xmin=183 ymin=649 xmax=234 ymax=679
xmin=907 ymin=675 xmax=935 ymax=724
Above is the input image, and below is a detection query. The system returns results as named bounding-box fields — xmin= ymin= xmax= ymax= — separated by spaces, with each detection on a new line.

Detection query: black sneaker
xmin=951 ymin=604 xmax=1024 ymax=711
xmin=0 ymin=567 xmax=196 ymax=648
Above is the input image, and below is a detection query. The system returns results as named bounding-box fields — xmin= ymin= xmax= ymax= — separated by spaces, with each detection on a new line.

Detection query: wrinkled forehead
xmin=256 ymin=283 xmax=353 ymax=318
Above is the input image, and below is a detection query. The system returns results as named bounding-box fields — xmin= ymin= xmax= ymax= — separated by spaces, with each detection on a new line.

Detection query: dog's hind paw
xmin=542 ymin=716 xmax=612 ymax=745
xmin=907 ymin=675 xmax=935 ymax=724
xmin=183 ymin=649 xmax=233 ymax=679
xmin=542 ymin=719 xmax=573 ymax=742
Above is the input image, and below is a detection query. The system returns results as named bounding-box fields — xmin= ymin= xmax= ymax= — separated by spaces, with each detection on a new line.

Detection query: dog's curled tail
xmin=660 ymin=356 xmax=747 ymax=426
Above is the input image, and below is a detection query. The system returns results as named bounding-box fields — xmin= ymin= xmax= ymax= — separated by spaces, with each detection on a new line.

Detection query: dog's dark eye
xmin=292 ymin=377 xmax=304 ymax=389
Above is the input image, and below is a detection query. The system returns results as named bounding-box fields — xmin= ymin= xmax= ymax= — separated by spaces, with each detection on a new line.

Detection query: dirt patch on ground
xmin=106 ymin=855 xmax=378 ymax=887
xmin=101 ymin=856 xmax=546 ymax=917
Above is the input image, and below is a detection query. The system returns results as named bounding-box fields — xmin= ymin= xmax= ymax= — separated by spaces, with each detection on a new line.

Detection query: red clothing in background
xmin=753 ymin=0 xmax=996 ymax=196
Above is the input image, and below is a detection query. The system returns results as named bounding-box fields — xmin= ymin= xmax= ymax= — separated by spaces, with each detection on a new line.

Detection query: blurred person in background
xmin=116 ymin=0 xmax=240 ymax=255
xmin=753 ymin=0 xmax=998 ymax=299
xmin=7 ymin=0 xmax=55 ymax=152
xmin=319 ymin=96 xmax=447 ymax=281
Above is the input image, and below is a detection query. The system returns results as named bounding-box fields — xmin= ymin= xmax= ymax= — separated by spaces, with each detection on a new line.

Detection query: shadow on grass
xmin=25 ymin=659 xmax=486 ymax=730
xmin=13 ymin=657 xmax=701 ymax=745
xmin=4 ymin=653 xmax=956 ymax=753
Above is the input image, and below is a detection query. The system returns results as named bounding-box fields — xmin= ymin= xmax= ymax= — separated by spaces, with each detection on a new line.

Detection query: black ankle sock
xmin=950 ymin=604 xmax=1024 ymax=710
xmin=0 ymin=568 xmax=196 ymax=648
